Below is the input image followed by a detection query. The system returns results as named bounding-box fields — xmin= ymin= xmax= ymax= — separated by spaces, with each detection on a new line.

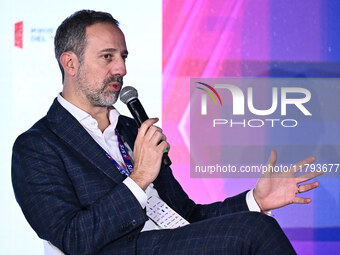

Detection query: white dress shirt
xmin=57 ymin=94 xmax=261 ymax=232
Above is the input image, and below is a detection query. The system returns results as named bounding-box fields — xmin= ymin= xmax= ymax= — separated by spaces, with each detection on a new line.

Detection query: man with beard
xmin=12 ymin=10 xmax=322 ymax=255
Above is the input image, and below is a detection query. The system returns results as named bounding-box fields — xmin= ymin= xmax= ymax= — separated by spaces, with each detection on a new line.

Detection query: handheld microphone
xmin=120 ymin=86 xmax=172 ymax=167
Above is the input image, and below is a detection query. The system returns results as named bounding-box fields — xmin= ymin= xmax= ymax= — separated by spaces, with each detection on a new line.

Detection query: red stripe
xmin=197 ymin=82 xmax=222 ymax=106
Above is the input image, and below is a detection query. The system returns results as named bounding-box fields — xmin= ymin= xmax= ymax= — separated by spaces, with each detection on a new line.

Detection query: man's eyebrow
xmin=99 ymin=48 xmax=129 ymax=55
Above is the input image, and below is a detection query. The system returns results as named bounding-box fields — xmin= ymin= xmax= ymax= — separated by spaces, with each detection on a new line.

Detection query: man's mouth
xmin=107 ymin=82 xmax=122 ymax=92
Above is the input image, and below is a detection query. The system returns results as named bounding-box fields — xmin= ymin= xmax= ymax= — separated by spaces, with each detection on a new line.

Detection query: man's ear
xmin=60 ymin=52 xmax=80 ymax=77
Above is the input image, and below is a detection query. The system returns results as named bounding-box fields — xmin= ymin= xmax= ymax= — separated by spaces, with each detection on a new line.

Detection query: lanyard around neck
xmin=101 ymin=128 xmax=133 ymax=176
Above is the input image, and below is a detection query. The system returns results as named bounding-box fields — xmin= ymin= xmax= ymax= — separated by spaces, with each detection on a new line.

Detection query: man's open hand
xmin=253 ymin=150 xmax=324 ymax=211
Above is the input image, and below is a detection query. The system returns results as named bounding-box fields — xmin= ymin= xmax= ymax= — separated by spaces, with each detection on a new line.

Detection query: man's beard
xmin=76 ymin=67 xmax=123 ymax=107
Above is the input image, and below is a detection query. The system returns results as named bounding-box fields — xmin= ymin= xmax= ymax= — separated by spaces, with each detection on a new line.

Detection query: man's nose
xmin=110 ymin=56 xmax=127 ymax=77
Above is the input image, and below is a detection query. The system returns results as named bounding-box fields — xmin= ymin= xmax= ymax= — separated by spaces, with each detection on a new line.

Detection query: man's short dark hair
xmin=54 ymin=10 xmax=119 ymax=83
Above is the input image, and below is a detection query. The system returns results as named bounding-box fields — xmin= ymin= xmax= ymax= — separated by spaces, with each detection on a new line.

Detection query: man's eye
xmin=122 ymin=55 xmax=128 ymax=61
xmin=103 ymin=54 xmax=112 ymax=60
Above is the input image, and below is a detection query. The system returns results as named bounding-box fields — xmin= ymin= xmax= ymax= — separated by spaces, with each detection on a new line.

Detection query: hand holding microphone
xmin=120 ymin=86 xmax=172 ymax=190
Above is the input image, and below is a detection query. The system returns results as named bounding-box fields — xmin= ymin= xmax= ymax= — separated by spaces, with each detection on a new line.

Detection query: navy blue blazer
xmin=12 ymin=99 xmax=249 ymax=254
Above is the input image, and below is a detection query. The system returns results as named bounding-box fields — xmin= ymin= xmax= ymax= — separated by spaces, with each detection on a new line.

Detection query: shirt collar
xmin=57 ymin=94 xmax=120 ymax=128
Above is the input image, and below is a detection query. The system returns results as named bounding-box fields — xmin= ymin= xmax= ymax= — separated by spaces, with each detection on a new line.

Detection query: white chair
xmin=43 ymin=240 xmax=65 ymax=255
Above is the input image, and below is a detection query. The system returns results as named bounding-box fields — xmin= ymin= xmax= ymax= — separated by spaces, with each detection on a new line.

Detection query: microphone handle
xmin=127 ymin=99 xmax=172 ymax=167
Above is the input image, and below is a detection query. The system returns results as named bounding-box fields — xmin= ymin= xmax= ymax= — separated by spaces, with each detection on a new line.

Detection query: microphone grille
xmin=120 ymin=86 xmax=138 ymax=104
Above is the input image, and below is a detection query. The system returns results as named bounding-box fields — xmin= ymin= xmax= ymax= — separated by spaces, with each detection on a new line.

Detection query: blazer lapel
xmin=46 ymin=99 xmax=125 ymax=184
xmin=116 ymin=115 xmax=138 ymax=151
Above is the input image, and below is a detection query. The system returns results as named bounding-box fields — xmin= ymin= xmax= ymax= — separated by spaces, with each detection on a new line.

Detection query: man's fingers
xmin=144 ymin=125 xmax=163 ymax=142
xmin=158 ymin=140 xmax=170 ymax=153
xmin=262 ymin=150 xmax=277 ymax=176
xmin=266 ymin=150 xmax=277 ymax=167
xmin=151 ymin=131 xmax=170 ymax=153
xmin=293 ymin=181 xmax=320 ymax=205
xmin=138 ymin=118 xmax=159 ymax=137
xmin=150 ymin=129 xmax=167 ymax=145
xmin=291 ymin=156 xmax=316 ymax=173
xmin=136 ymin=117 xmax=169 ymax=153
xmin=297 ymin=181 xmax=320 ymax=193
xmin=296 ymin=170 xmax=324 ymax=183
xmin=293 ymin=197 xmax=312 ymax=204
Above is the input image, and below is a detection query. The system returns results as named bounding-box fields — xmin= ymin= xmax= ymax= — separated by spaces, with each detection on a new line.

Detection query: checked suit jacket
xmin=12 ymin=98 xmax=249 ymax=255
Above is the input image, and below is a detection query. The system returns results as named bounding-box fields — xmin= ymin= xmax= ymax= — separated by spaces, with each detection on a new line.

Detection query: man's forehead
xmin=85 ymin=22 xmax=126 ymax=46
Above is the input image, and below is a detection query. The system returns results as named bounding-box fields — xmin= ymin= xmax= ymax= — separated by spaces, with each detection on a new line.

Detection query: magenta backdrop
xmin=163 ymin=0 xmax=264 ymax=203
xmin=162 ymin=0 xmax=340 ymax=254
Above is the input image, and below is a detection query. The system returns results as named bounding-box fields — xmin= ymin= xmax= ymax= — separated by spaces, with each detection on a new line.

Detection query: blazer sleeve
xmin=119 ymin=115 xmax=250 ymax=223
xmin=12 ymin=131 xmax=148 ymax=255
xmin=154 ymin=166 xmax=250 ymax=223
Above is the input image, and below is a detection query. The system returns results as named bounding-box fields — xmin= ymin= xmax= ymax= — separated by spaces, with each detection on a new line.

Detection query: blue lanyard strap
xmin=101 ymin=129 xmax=134 ymax=176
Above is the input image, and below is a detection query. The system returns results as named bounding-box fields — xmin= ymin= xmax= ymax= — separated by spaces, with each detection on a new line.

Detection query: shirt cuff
xmin=246 ymin=189 xmax=272 ymax=216
xmin=246 ymin=189 xmax=261 ymax=212
xmin=123 ymin=177 xmax=148 ymax=209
